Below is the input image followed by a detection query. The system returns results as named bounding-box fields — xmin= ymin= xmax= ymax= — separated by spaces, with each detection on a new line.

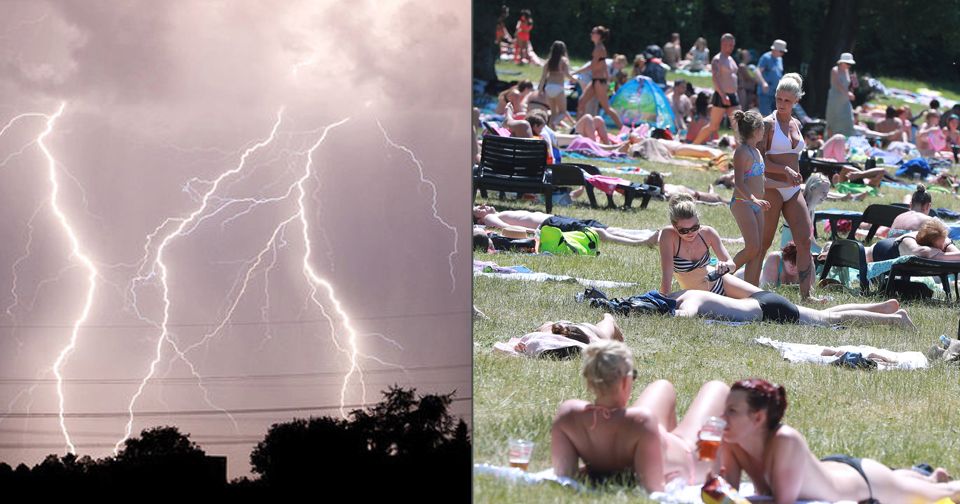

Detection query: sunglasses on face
xmin=631 ymin=368 xmax=638 ymax=380
xmin=675 ymin=223 xmax=701 ymax=235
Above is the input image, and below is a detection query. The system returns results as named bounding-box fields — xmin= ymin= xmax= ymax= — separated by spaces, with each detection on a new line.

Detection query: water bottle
xmin=940 ymin=334 xmax=952 ymax=348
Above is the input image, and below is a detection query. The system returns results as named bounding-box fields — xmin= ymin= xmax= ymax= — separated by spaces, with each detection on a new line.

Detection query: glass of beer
xmin=508 ymin=438 xmax=535 ymax=471
xmin=697 ymin=416 xmax=726 ymax=461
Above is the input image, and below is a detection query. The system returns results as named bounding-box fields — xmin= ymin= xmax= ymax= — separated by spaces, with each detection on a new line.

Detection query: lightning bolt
xmin=118 ymin=109 xmax=286 ymax=452
xmin=375 ymin=120 xmax=458 ymax=293
xmin=37 ymin=102 xmax=99 ymax=455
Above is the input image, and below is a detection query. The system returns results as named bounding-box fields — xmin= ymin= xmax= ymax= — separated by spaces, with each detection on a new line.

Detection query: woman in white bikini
xmin=551 ymin=340 xmax=729 ymax=491
xmin=539 ymin=40 xmax=576 ymax=129
xmin=758 ymin=73 xmax=817 ymax=299
xmin=718 ymin=378 xmax=960 ymax=503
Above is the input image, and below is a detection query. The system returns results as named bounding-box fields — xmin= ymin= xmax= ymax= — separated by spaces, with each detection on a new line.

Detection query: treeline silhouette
xmin=0 ymin=386 xmax=470 ymax=498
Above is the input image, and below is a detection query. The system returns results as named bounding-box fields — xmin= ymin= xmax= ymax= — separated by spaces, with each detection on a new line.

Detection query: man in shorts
xmin=692 ymin=33 xmax=740 ymax=145
xmin=472 ymin=205 xmax=658 ymax=246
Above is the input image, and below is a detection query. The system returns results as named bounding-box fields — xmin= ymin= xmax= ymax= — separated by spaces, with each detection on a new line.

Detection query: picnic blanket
xmin=755 ymin=337 xmax=929 ymax=370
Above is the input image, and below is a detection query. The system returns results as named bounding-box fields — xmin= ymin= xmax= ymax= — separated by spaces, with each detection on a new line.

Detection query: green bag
xmin=538 ymin=225 xmax=600 ymax=256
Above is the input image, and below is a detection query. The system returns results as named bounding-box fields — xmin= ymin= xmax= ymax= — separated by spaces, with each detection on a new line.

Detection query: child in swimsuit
xmin=725 ymin=110 xmax=780 ymax=283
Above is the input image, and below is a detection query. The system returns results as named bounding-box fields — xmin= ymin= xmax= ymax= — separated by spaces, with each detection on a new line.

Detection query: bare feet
xmin=931 ymin=467 xmax=952 ymax=482
xmin=895 ymin=309 xmax=917 ymax=331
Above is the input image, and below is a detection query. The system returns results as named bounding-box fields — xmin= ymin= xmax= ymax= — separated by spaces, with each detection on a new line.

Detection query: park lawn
xmin=473 ymin=155 xmax=960 ymax=502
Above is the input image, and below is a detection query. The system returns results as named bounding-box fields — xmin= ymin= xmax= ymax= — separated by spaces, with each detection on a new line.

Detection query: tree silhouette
xmin=249 ymin=385 xmax=470 ymax=499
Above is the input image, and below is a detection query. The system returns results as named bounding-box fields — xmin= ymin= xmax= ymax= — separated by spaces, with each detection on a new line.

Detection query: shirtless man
xmin=472 ymin=205 xmax=659 ymax=246
xmin=692 ymin=33 xmax=740 ymax=145
xmin=874 ymin=105 xmax=907 ymax=142
xmin=670 ymin=289 xmax=915 ymax=330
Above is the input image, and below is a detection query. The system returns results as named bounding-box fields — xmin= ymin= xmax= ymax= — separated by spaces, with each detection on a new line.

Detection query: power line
xmin=0 ymin=397 xmax=472 ymax=419
xmin=0 ymin=440 xmax=262 ymax=449
xmin=0 ymin=363 xmax=471 ymax=384
xmin=0 ymin=308 xmax=469 ymax=330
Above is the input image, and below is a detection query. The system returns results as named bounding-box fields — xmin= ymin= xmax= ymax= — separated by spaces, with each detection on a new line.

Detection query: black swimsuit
xmin=820 ymin=455 xmax=879 ymax=504
xmin=749 ymin=291 xmax=799 ymax=324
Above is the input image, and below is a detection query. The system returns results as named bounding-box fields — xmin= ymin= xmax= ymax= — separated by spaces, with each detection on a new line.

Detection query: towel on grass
xmin=755 ymin=337 xmax=928 ymax=370
xmin=474 ymin=270 xmax=637 ymax=289
xmin=565 ymin=137 xmax=628 ymax=158
xmin=599 ymin=166 xmax=652 ymax=176
xmin=474 ymin=465 xmax=841 ymax=503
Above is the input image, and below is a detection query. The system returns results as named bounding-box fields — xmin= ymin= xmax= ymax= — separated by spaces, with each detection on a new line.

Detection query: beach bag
xmin=538 ymin=225 xmax=600 ymax=256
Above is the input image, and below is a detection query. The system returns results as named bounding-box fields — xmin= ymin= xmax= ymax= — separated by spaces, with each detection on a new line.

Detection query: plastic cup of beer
xmin=697 ymin=416 xmax=726 ymax=461
xmin=508 ymin=438 xmax=535 ymax=471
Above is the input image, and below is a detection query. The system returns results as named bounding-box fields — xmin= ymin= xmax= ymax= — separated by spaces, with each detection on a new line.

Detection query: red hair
xmin=732 ymin=379 xmax=787 ymax=430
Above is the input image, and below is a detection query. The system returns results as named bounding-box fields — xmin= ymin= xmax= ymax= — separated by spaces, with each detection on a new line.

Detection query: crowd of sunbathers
xmin=478 ymin=20 xmax=960 ymax=502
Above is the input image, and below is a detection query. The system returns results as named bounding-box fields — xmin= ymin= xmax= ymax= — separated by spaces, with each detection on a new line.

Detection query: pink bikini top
xmin=767 ymin=119 xmax=805 ymax=155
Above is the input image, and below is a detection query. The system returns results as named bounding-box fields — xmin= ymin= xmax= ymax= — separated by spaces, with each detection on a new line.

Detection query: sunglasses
xmin=675 ymin=223 xmax=701 ymax=235
xmin=629 ymin=368 xmax=638 ymax=380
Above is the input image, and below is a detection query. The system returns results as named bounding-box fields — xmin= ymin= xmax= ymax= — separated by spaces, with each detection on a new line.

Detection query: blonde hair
xmin=668 ymin=193 xmax=698 ymax=223
xmin=777 ymin=73 xmax=805 ymax=100
xmin=581 ymin=340 xmax=633 ymax=394
xmin=917 ymin=219 xmax=949 ymax=247
xmin=803 ymin=173 xmax=831 ymax=208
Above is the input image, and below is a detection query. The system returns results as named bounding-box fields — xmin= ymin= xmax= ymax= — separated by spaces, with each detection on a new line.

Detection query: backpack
xmin=538 ymin=225 xmax=600 ymax=256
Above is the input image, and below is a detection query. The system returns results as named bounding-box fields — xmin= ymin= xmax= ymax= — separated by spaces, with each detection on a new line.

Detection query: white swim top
xmin=767 ymin=118 xmax=805 ymax=155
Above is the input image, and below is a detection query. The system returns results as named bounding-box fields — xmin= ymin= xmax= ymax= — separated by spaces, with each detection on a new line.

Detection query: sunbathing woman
xmin=889 ymin=184 xmax=934 ymax=237
xmin=551 ymin=340 xmax=730 ymax=491
xmin=658 ymin=194 xmax=764 ymax=298
xmin=645 ymin=172 xmax=725 ymax=205
xmin=495 ymin=80 xmax=534 ymax=116
xmin=717 ymin=378 xmax=960 ymax=503
xmin=870 ymin=218 xmax=960 ymax=262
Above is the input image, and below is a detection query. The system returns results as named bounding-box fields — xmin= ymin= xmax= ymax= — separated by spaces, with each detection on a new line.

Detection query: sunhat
xmin=770 ymin=39 xmax=788 ymax=53
xmin=837 ymin=53 xmax=856 ymax=65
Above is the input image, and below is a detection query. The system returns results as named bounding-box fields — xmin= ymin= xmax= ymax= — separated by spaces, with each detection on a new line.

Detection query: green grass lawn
xmin=473 ymin=151 xmax=960 ymax=501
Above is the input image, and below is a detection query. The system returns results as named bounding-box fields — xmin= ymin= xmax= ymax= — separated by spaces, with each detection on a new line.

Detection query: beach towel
xmin=754 ymin=337 xmax=928 ymax=370
xmin=599 ymin=166 xmax=652 ymax=176
xmin=584 ymin=174 xmax=631 ymax=196
xmin=835 ymin=182 xmax=879 ymax=196
xmin=565 ymin=137 xmax=628 ymax=158
xmin=473 ymin=464 xmax=584 ymax=493
xmin=493 ymin=332 xmax=588 ymax=358
xmin=475 ymin=464 xmax=843 ymax=503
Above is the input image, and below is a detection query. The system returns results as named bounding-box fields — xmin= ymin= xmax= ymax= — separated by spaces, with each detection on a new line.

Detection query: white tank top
xmin=767 ymin=119 xmax=805 ymax=155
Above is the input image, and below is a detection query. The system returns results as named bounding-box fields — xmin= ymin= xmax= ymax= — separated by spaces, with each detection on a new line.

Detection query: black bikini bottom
xmin=820 ymin=454 xmax=878 ymax=504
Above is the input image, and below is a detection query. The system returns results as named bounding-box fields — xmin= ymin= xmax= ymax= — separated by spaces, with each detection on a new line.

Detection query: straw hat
xmin=770 ymin=39 xmax=788 ymax=53
xmin=837 ymin=53 xmax=856 ymax=65
xmin=501 ymin=226 xmax=529 ymax=239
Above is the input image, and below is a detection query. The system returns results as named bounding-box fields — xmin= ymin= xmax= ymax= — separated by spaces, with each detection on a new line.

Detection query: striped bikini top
xmin=673 ymin=234 xmax=711 ymax=272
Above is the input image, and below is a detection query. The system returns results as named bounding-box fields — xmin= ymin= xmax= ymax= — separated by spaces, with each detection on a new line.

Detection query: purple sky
xmin=0 ymin=1 xmax=470 ymax=479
